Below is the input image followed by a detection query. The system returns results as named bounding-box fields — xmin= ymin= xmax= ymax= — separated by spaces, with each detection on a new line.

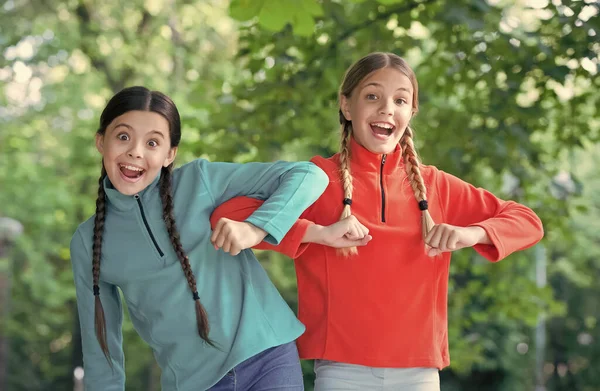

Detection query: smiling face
xmin=340 ymin=67 xmax=415 ymax=155
xmin=95 ymin=110 xmax=177 ymax=195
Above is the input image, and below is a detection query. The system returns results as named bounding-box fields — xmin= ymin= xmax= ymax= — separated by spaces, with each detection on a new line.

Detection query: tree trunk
xmin=0 ymin=217 xmax=24 ymax=391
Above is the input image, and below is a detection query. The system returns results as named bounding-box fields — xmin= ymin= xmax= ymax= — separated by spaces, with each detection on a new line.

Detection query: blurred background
xmin=0 ymin=0 xmax=598 ymax=390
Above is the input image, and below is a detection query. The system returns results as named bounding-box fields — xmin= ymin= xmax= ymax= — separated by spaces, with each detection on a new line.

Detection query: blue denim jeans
xmin=208 ymin=341 xmax=304 ymax=391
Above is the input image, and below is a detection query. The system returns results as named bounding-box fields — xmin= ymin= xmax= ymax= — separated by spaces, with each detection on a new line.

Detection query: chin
xmin=117 ymin=187 xmax=140 ymax=196
xmin=368 ymin=144 xmax=396 ymax=155
xmin=106 ymin=173 xmax=145 ymax=196
xmin=111 ymin=183 xmax=140 ymax=196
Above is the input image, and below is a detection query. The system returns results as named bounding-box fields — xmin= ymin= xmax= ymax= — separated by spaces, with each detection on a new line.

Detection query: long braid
xmin=91 ymin=166 xmax=112 ymax=366
xmin=338 ymin=111 xmax=358 ymax=256
xmin=401 ymin=126 xmax=435 ymax=242
xmin=159 ymin=165 xmax=217 ymax=348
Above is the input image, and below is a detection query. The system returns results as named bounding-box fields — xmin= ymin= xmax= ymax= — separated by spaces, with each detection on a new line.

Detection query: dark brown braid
xmin=90 ymin=86 xmax=216 ymax=362
xmin=159 ymin=165 xmax=217 ymax=348
xmin=92 ymin=166 xmax=112 ymax=366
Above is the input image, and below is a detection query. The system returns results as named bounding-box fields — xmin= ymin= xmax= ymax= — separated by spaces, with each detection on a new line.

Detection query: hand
xmin=424 ymin=224 xmax=487 ymax=257
xmin=304 ymin=215 xmax=372 ymax=248
xmin=211 ymin=218 xmax=268 ymax=256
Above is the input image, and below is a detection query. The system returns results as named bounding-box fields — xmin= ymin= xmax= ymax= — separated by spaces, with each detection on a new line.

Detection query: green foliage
xmin=230 ymin=0 xmax=323 ymax=36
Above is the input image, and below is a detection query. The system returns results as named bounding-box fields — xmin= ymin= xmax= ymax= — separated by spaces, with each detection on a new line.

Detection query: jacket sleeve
xmin=434 ymin=167 xmax=544 ymax=261
xmin=197 ymin=159 xmax=327 ymax=245
xmin=210 ymin=197 xmax=315 ymax=259
xmin=70 ymin=230 xmax=125 ymax=390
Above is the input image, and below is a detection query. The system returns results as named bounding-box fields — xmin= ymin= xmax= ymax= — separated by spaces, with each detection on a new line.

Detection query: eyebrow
xmin=363 ymin=82 xmax=412 ymax=93
xmin=113 ymin=123 xmax=166 ymax=138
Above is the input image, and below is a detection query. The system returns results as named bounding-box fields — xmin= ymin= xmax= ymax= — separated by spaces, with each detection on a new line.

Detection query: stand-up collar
xmin=103 ymin=172 xmax=161 ymax=211
xmin=348 ymin=136 xmax=404 ymax=174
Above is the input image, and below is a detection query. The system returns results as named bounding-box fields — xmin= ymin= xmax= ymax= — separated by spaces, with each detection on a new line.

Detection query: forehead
xmin=108 ymin=110 xmax=170 ymax=134
xmin=359 ymin=67 xmax=413 ymax=92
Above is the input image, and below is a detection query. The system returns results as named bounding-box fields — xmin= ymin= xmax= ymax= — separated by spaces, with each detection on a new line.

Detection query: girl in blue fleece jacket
xmin=70 ymin=86 xmax=329 ymax=390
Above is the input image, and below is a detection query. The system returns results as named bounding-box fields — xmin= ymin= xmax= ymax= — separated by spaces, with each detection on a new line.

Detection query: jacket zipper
xmin=134 ymin=194 xmax=164 ymax=257
xmin=380 ymin=154 xmax=387 ymax=223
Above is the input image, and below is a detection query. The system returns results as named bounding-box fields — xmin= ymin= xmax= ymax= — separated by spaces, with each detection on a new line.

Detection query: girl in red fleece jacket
xmin=209 ymin=52 xmax=544 ymax=391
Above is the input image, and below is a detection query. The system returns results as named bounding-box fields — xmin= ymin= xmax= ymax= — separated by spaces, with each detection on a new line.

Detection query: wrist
xmin=246 ymin=222 xmax=268 ymax=240
xmin=468 ymin=226 xmax=491 ymax=245
xmin=302 ymin=223 xmax=324 ymax=244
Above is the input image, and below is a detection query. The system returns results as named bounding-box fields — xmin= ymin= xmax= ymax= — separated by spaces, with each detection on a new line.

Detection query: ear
xmin=163 ymin=146 xmax=178 ymax=167
xmin=95 ymin=133 xmax=105 ymax=155
xmin=340 ymin=94 xmax=352 ymax=121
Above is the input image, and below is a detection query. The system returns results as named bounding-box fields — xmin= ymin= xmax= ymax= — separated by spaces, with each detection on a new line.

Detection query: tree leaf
xmin=257 ymin=0 xmax=292 ymax=31
xmin=229 ymin=0 xmax=266 ymax=21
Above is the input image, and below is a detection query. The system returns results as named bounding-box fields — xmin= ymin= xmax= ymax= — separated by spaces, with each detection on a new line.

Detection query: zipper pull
xmin=134 ymin=194 xmax=140 ymax=200
xmin=382 ymin=155 xmax=387 ymax=165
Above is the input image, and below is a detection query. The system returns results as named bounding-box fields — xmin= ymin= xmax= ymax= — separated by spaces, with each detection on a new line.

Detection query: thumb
xmin=346 ymin=235 xmax=372 ymax=247
xmin=427 ymin=247 xmax=442 ymax=257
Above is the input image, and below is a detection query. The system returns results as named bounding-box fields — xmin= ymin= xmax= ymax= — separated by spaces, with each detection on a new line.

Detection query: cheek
xmin=101 ymin=143 xmax=120 ymax=160
xmin=150 ymin=151 xmax=170 ymax=167
xmin=395 ymin=108 xmax=412 ymax=123
xmin=354 ymin=104 xmax=372 ymax=118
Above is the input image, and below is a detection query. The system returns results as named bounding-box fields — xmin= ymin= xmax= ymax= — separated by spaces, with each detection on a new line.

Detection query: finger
xmin=428 ymin=247 xmax=442 ymax=257
xmin=447 ymin=230 xmax=460 ymax=250
xmin=230 ymin=244 xmax=241 ymax=256
xmin=358 ymin=223 xmax=369 ymax=238
xmin=424 ymin=244 xmax=432 ymax=256
xmin=210 ymin=219 xmax=224 ymax=244
xmin=352 ymin=222 xmax=367 ymax=239
xmin=438 ymin=227 xmax=453 ymax=251
xmin=341 ymin=234 xmax=373 ymax=248
xmin=345 ymin=225 xmax=361 ymax=240
xmin=214 ymin=229 xmax=227 ymax=249
xmin=424 ymin=224 xmax=436 ymax=244
xmin=357 ymin=235 xmax=372 ymax=246
xmin=222 ymin=235 xmax=232 ymax=254
xmin=333 ymin=238 xmax=359 ymax=248
xmin=425 ymin=225 xmax=442 ymax=248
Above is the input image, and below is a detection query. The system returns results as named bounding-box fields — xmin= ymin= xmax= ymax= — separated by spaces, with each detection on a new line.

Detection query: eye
xmin=148 ymin=139 xmax=159 ymax=148
xmin=366 ymin=93 xmax=378 ymax=100
xmin=117 ymin=133 xmax=129 ymax=141
xmin=396 ymin=98 xmax=408 ymax=105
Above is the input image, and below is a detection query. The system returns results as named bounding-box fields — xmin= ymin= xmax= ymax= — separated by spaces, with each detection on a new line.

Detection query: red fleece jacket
xmin=210 ymin=137 xmax=544 ymax=369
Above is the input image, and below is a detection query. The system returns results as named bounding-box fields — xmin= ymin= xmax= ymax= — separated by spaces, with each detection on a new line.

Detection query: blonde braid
xmin=401 ymin=126 xmax=435 ymax=242
xmin=338 ymin=112 xmax=358 ymax=256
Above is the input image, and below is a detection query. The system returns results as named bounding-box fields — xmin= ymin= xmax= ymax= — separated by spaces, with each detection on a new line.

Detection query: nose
xmin=127 ymin=143 xmax=144 ymax=159
xmin=379 ymin=99 xmax=394 ymax=116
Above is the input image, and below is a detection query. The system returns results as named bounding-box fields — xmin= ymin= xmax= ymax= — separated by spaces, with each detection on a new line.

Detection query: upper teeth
xmin=372 ymin=123 xmax=393 ymax=129
xmin=121 ymin=164 xmax=143 ymax=171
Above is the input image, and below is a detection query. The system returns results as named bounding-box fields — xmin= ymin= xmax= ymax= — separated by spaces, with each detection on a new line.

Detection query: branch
xmin=310 ymin=0 xmax=438 ymax=79
xmin=336 ymin=0 xmax=437 ymax=45
xmin=240 ymin=0 xmax=439 ymax=99
xmin=74 ymin=2 xmax=123 ymax=92
xmin=138 ymin=10 xmax=152 ymax=35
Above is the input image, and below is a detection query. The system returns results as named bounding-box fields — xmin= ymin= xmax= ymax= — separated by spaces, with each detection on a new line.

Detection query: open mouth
xmin=119 ymin=164 xmax=145 ymax=182
xmin=370 ymin=122 xmax=395 ymax=139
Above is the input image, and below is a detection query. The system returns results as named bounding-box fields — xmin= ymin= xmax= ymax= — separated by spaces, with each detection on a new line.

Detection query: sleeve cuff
xmin=244 ymin=217 xmax=283 ymax=245
xmin=470 ymin=223 xmax=505 ymax=262
xmin=279 ymin=219 xmax=312 ymax=259
xmin=248 ymin=219 xmax=313 ymax=259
